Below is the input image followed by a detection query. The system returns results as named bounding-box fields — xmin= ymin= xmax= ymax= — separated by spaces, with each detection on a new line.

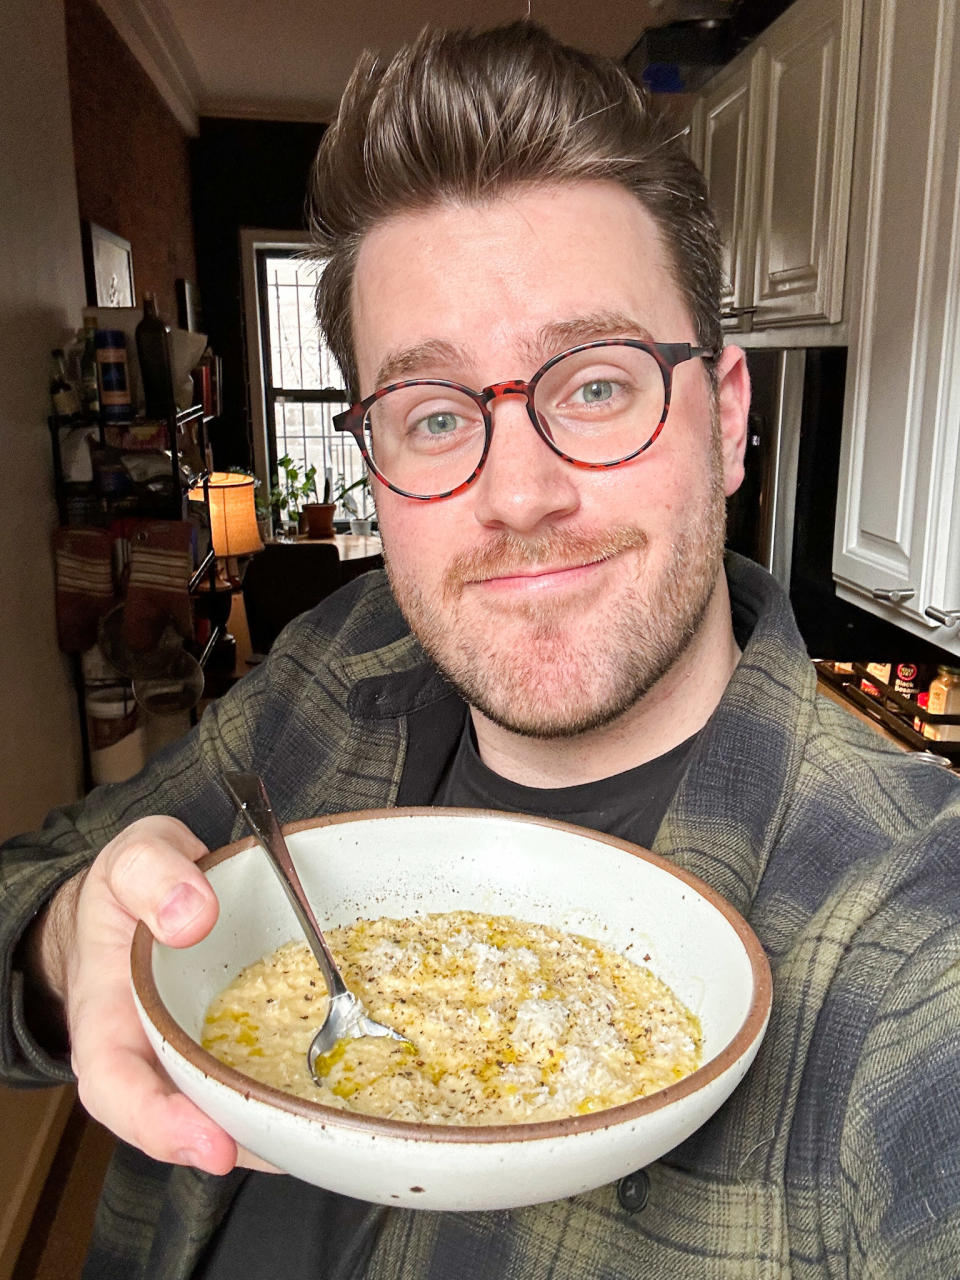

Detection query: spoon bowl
xmin=221 ymin=772 xmax=411 ymax=1076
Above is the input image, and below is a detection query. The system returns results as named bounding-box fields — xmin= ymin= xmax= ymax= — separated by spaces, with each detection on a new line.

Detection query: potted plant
xmin=275 ymin=454 xmax=335 ymax=538
xmin=271 ymin=455 xmax=302 ymax=535
xmin=335 ymin=472 xmax=374 ymax=535
xmin=300 ymin=464 xmax=337 ymax=539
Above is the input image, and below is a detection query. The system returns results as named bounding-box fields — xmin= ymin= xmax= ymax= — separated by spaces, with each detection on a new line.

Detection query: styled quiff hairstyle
xmin=309 ymin=21 xmax=722 ymax=398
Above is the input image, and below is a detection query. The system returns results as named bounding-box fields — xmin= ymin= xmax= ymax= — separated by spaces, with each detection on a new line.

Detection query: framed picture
xmin=82 ymin=222 xmax=135 ymax=307
xmin=175 ymin=277 xmax=204 ymax=332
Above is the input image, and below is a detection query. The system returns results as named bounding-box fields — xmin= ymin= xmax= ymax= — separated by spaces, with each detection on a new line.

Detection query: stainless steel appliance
xmin=726 ymin=344 xmax=959 ymax=669
xmin=725 ymin=346 xmax=812 ymax=594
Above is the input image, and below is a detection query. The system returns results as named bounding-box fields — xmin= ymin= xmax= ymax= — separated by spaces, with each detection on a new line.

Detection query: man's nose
xmin=470 ymin=389 xmax=580 ymax=533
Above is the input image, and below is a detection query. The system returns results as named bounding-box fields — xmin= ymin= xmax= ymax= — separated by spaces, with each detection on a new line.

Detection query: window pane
xmin=272 ymin=398 xmax=366 ymax=520
xmin=262 ymin=253 xmax=345 ymax=392
xmin=261 ymin=251 xmax=364 ymax=520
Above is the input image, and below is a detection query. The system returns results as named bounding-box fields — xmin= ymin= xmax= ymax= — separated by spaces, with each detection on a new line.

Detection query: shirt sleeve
xmin=840 ymin=870 xmax=960 ymax=1276
xmin=0 ymin=570 xmax=410 ymax=1093
xmin=0 ymin=664 xmax=262 ymax=1089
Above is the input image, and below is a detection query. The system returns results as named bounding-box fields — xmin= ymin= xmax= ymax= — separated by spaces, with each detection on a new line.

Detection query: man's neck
xmin=470 ymin=575 xmax=741 ymax=789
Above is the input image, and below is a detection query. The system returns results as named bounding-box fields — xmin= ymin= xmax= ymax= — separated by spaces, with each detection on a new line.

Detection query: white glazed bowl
xmin=131 ymin=808 xmax=771 ymax=1211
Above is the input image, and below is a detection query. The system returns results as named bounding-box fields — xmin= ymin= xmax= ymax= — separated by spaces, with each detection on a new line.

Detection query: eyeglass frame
xmin=332 ymin=339 xmax=720 ymax=502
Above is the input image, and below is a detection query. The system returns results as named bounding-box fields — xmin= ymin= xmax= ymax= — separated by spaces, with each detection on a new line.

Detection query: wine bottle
xmin=136 ymin=293 xmax=174 ymax=420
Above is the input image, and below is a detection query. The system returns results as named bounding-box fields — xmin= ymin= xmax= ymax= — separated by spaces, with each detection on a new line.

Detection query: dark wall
xmin=190 ymin=119 xmax=326 ymax=469
xmin=65 ymin=0 xmax=196 ymax=323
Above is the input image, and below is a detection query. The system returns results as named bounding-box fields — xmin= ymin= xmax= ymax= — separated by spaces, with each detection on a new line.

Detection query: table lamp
xmin=196 ymin=471 xmax=264 ymax=573
xmin=189 ymin=471 xmax=264 ymax=668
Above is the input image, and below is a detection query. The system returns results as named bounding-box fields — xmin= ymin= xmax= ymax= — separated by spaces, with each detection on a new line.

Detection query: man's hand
xmin=35 ymin=816 xmax=242 ymax=1174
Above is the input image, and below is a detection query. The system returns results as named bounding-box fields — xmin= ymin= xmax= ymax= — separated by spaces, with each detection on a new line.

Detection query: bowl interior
xmin=142 ymin=809 xmax=768 ymax=1111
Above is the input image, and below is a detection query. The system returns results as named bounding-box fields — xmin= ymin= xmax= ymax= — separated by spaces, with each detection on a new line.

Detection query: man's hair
xmin=309 ymin=21 xmax=722 ymax=398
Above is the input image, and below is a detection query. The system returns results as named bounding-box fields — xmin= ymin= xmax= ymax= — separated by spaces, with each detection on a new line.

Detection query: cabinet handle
xmin=924 ymin=605 xmax=960 ymax=626
xmin=720 ymin=306 xmax=759 ymax=318
xmin=871 ymin=586 xmax=915 ymax=604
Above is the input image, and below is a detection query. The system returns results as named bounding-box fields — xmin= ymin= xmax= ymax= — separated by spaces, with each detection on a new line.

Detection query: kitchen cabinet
xmin=692 ymin=0 xmax=861 ymax=332
xmin=695 ymin=57 xmax=758 ymax=322
xmin=832 ymin=0 xmax=960 ymax=656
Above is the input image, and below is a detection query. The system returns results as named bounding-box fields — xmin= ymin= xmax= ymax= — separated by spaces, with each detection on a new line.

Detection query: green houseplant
xmin=274 ymin=454 xmax=335 ymax=538
xmin=334 ymin=472 xmax=374 ymax=535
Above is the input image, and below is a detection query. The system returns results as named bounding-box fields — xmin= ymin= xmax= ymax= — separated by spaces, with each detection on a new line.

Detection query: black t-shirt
xmin=194 ymin=709 xmax=699 ymax=1280
xmin=435 ymin=712 xmax=698 ymax=851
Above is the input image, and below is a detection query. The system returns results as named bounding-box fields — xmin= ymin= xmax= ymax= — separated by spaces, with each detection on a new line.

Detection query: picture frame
xmin=175 ymin=277 xmax=204 ymax=332
xmin=82 ymin=222 xmax=135 ymax=307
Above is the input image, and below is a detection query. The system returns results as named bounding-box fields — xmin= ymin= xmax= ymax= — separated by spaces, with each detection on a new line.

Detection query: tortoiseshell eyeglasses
xmin=333 ymin=339 xmax=719 ymax=502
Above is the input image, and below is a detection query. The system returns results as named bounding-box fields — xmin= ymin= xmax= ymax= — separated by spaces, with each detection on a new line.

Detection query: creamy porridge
xmin=202 ymin=910 xmax=702 ymax=1124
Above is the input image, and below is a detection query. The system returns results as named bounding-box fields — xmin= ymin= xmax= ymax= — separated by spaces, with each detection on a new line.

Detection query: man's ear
xmin=713 ymin=345 xmax=751 ymax=498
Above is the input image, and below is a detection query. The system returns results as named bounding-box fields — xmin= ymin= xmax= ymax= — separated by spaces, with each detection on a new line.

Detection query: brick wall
xmin=64 ymin=0 xmax=196 ymax=326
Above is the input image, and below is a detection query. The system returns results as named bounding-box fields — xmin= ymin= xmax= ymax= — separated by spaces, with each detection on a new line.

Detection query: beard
xmin=383 ymin=435 xmax=728 ymax=741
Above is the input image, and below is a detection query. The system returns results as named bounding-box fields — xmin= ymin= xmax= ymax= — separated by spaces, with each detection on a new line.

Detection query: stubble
xmin=383 ymin=433 xmax=728 ymax=740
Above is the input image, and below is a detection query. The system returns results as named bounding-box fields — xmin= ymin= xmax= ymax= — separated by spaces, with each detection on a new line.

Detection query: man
xmin=3 ymin=20 xmax=960 ymax=1280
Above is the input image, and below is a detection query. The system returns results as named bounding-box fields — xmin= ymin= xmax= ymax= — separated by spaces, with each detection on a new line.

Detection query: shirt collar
xmin=653 ymin=552 xmax=815 ymax=916
xmin=343 ymin=554 xmax=813 ymax=918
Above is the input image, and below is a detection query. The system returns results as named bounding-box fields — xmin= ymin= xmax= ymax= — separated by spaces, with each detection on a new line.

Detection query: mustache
xmin=443 ymin=526 xmax=648 ymax=596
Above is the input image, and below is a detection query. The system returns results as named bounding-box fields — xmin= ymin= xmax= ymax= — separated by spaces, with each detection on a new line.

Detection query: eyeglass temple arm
xmin=653 ymin=342 xmax=721 ymax=365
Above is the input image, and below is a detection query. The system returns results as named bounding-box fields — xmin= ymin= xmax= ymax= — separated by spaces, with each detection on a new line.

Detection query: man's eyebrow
xmin=374 ymin=340 xmax=469 ymax=389
xmin=372 ymin=312 xmax=655 ymax=391
xmin=528 ymin=312 xmax=656 ymax=361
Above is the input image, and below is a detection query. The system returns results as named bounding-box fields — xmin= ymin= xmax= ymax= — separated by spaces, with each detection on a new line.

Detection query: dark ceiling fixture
xmin=625 ymin=0 xmax=796 ymax=93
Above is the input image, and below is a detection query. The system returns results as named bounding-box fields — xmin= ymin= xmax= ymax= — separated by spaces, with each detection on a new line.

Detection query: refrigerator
xmin=726 ymin=345 xmax=960 ymax=663
xmin=726 ymin=346 xmax=853 ymax=655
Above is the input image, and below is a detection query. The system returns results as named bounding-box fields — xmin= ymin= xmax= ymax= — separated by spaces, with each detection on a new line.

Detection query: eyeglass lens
xmin=362 ymin=344 xmax=667 ymax=497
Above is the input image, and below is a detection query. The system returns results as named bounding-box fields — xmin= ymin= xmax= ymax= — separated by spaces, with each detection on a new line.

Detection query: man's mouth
xmin=443 ymin=527 xmax=648 ymax=601
xmin=472 ymin=556 xmax=612 ymax=591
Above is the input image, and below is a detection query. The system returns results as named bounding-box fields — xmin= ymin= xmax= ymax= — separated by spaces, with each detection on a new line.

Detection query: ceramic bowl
xmin=131 ymin=808 xmax=772 ymax=1211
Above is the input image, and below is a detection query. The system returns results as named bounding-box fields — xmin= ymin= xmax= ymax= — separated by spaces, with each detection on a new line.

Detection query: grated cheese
xmin=201 ymin=910 xmax=702 ymax=1125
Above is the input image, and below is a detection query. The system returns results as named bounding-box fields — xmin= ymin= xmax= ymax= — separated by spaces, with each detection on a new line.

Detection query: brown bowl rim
xmin=131 ymin=806 xmax=772 ymax=1145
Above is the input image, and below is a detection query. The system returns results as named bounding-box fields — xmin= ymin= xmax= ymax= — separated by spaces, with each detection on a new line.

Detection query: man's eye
xmin=577 ymin=379 xmax=615 ymax=405
xmin=418 ymin=411 xmax=461 ymax=436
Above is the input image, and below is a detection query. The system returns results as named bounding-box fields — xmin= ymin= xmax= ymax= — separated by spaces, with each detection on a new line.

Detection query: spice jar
xmin=922 ymin=665 xmax=960 ymax=742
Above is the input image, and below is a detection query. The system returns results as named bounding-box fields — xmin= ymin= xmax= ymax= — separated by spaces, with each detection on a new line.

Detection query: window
xmin=255 ymin=249 xmax=367 ymax=520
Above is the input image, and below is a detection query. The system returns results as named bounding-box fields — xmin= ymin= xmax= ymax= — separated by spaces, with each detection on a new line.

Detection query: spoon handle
xmin=222 ymin=772 xmax=348 ymax=1001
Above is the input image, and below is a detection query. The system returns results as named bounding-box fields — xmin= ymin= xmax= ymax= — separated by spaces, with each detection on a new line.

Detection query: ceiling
xmin=98 ymin=0 xmax=674 ymax=132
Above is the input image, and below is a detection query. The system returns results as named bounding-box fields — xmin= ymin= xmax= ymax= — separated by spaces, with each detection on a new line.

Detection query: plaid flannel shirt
xmin=2 ymin=553 xmax=960 ymax=1279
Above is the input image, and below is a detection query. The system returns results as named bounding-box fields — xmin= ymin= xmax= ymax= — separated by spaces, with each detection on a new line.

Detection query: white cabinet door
xmin=698 ymin=58 xmax=759 ymax=324
xmin=923 ymin=311 xmax=960 ymax=640
xmin=833 ymin=0 xmax=960 ymax=655
xmin=751 ymin=0 xmax=861 ymax=326
xmin=694 ymin=0 xmax=860 ymax=333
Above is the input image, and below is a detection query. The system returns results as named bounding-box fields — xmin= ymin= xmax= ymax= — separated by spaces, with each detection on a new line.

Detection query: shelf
xmin=188 ymin=549 xmax=216 ymax=593
xmin=49 ymin=392 xmax=218 ymax=790
xmin=198 ymin=624 xmax=223 ymax=670
xmin=815 ymin=662 xmax=960 ymax=760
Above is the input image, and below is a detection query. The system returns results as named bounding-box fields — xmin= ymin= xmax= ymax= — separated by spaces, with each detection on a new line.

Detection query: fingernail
xmin=157 ymin=883 xmax=205 ymax=936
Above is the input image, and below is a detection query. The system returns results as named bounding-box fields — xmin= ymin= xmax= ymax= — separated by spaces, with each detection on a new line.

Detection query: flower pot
xmin=303 ymin=502 xmax=336 ymax=539
xmin=349 ymin=517 xmax=373 ymax=536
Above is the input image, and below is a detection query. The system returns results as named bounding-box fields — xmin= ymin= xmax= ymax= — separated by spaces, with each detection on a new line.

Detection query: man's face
xmin=351 ymin=181 xmax=746 ymax=739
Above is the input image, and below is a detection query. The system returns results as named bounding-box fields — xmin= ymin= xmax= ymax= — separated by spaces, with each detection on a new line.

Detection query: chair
xmin=241 ymin=540 xmax=342 ymax=657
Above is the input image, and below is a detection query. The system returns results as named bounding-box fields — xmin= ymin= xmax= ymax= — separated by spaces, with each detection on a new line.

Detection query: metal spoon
xmin=222 ymin=771 xmax=412 ymax=1082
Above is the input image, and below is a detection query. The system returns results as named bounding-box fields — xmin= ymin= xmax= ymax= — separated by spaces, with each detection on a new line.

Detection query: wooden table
xmin=331 ymin=532 xmax=383 ymax=562
xmin=270 ymin=531 xmax=381 ymax=558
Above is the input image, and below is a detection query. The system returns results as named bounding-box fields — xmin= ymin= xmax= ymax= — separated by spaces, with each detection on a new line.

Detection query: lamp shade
xmin=190 ymin=472 xmax=264 ymax=558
